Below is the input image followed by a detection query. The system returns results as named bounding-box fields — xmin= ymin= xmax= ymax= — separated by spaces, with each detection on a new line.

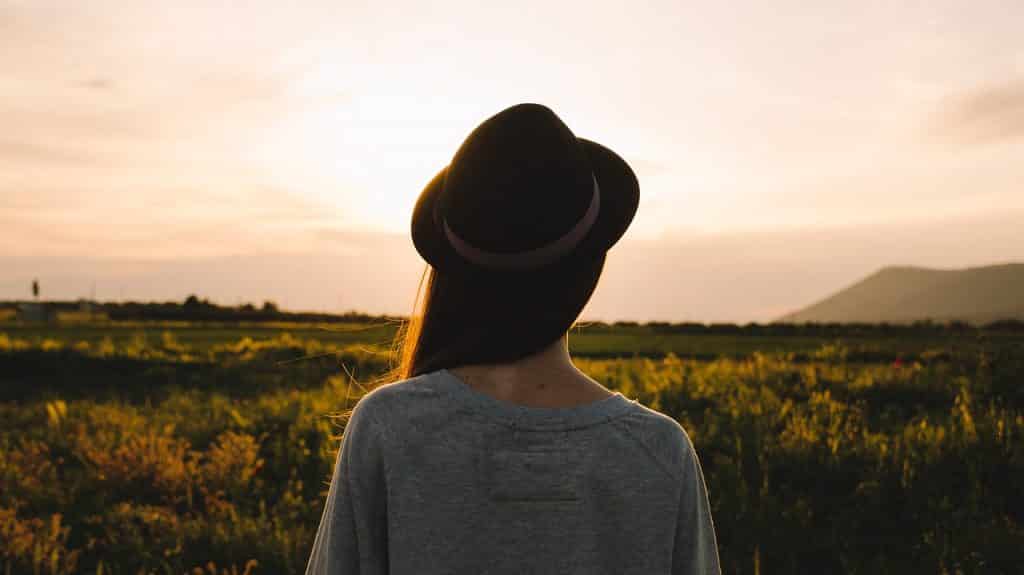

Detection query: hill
xmin=779 ymin=263 xmax=1024 ymax=324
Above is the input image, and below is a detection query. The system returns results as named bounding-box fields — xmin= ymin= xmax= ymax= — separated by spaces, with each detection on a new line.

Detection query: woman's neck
xmin=448 ymin=335 xmax=614 ymax=407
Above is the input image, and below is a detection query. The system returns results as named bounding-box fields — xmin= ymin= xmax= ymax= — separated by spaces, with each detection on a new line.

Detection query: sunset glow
xmin=2 ymin=0 xmax=1022 ymax=320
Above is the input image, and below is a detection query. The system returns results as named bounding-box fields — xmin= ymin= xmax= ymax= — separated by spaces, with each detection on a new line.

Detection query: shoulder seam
xmin=613 ymin=415 xmax=684 ymax=483
xmin=348 ymin=395 xmax=392 ymax=479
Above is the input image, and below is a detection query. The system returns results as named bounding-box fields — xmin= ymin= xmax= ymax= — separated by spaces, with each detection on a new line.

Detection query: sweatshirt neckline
xmin=434 ymin=368 xmax=637 ymax=430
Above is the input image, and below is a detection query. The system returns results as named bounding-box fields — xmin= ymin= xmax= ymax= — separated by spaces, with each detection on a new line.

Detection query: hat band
xmin=442 ymin=174 xmax=601 ymax=270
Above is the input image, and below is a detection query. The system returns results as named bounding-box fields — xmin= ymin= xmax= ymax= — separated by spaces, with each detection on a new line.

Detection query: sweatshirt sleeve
xmin=305 ymin=397 xmax=389 ymax=575
xmin=672 ymin=429 xmax=722 ymax=575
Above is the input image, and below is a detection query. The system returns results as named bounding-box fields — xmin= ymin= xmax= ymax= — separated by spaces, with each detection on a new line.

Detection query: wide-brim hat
xmin=411 ymin=103 xmax=639 ymax=275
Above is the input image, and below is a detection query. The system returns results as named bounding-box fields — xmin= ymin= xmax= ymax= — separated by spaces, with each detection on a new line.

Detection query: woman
xmin=305 ymin=103 xmax=721 ymax=574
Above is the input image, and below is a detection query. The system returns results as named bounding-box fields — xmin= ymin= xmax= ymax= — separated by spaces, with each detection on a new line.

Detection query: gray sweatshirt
xmin=305 ymin=368 xmax=721 ymax=575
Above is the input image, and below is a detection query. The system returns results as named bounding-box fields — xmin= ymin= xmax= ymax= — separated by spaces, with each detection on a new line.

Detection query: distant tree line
xmin=1 ymin=297 xmax=1022 ymax=334
xmin=0 ymin=296 xmax=398 ymax=324
xmin=592 ymin=318 xmax=1024 ymax=335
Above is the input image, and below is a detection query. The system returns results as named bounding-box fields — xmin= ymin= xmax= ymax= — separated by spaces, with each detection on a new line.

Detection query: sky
xmin=1 ymin=0 xmax=1022 ymax=321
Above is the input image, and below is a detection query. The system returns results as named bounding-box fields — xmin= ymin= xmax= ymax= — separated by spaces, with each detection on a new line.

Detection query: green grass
xmin=1 ymin=322 xmax=1022 ymax=574
xmin=6 ymin=319 xmax=1020 ymax=361
xmin=0 ymin=320 xmax=400 ymax=351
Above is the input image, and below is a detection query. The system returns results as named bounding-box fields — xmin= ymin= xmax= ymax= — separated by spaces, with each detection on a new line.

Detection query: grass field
xmin=4 ymin=319 xmax=1016 ymax=360
xmin=1 ymin=319 xmax=1022 ymax=574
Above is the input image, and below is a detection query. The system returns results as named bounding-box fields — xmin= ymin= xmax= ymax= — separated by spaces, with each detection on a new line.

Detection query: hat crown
xmin=439 ymin=103 xmax=596 ymax=255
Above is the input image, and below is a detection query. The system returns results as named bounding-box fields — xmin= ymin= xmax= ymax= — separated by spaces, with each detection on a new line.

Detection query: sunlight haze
xmin=2 ymin=0 xmax=1022 ymax=321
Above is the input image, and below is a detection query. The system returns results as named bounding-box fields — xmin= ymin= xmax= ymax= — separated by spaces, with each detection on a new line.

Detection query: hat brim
xmin=411 ymin=137 xmax=639 ymax=274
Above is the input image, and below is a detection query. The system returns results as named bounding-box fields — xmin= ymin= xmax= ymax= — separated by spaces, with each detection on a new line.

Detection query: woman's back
xmin=304 ymin=102 xmax=720 ymax=574
xmin=305 ymin=368 xmax=720 ymax=574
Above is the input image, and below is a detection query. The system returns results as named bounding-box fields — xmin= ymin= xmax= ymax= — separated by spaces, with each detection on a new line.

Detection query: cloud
xmin=0 ymin=101 xmax=160 ymax=143
xmin=0 ymin=138 xmax=95 ymax=164
xmin=0 ymin=182 xmax=353 ymax=259
xmin=80 ymin=76 xmax=113 ymax=90
xmin=3 ymin=209 xmax=1022 ymax=322
xmin=938 ymin=78 xmax=1024 ymax=144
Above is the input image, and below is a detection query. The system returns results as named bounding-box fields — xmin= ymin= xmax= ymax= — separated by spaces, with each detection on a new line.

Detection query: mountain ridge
xmin=779 ymin=262 xmax=1024 ymax=324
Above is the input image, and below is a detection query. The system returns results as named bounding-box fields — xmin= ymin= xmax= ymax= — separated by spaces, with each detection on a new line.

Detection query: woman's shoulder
xmin=349 ymin=370 xmax=449 ymax=423
xmin=620 ymin=400 xmax=692 ymax=439
xmin=615 ymin=401 xmax=700 ymax=480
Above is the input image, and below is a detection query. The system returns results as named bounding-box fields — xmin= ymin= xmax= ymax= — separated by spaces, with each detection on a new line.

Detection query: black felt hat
xmin=411 ymin=103 xmax=639 ymax=274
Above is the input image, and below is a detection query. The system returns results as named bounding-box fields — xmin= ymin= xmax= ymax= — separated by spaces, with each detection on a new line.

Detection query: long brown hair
xmin=391 ymin=254 xmax=607 ymax=380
